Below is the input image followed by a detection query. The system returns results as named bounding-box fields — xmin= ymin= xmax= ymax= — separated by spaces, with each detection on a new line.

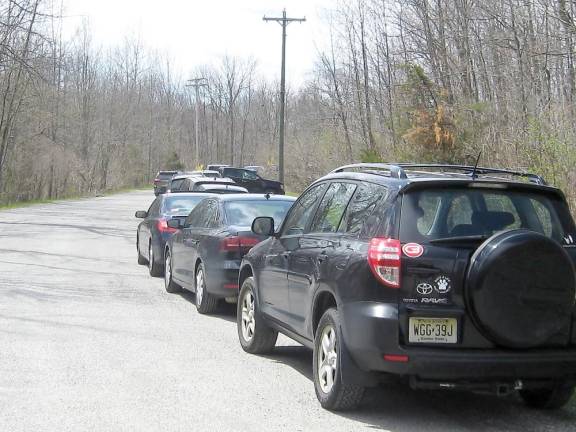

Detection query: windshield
xmin=224 ymin=200 xmax=294 ymax=226
xmin=222 ymin=168 xmax=244 ymax=178
xmin=400 ymin=188 xmax=568 ymax=243
xmin=162 ymin=196 xmax=206 ymax=216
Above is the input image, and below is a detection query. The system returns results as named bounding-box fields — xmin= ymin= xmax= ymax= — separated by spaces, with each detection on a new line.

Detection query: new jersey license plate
xmin=409 ymin=317 xmax=458 ymax=344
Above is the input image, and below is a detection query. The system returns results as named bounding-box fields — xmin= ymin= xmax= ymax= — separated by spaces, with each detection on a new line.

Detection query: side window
xmin=243 ymin=170 xmax=258 ymax=181
xmin=338 ymin=183 xmax=388 ymax=236
xmin=147 ymin=198 xmax=161 ymax=217
xmin=530 ymin=198 xmax=553 ymax=237
xmin=185 ymin=201 xmax=208 ymax=227
xmin=310 ymin=182 xmax=357 ymax=233
xmin=281 ymin=183 xmax=328 ymax=236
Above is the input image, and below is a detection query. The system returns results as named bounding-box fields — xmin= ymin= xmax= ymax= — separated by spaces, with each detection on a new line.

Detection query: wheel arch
xmin=238 ymin=264 xmax=254 ymax=292
xmin=312 ymin=290 xmax=338 ymax=337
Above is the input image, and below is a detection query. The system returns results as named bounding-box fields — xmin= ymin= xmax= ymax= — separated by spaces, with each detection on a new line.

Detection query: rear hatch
xmin=397 ymin=184 xmax=576 ymax=349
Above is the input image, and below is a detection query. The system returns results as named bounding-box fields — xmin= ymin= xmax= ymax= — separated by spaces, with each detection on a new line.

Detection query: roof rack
xmin=331 ymin=163 xmax=408 ymax=180
xmin=331 ymin=163 xmax=546 ymax=185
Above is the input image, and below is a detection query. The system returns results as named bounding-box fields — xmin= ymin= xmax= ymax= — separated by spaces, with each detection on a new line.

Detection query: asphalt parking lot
xmin=0 ymin=190 xmax=574 ymax=431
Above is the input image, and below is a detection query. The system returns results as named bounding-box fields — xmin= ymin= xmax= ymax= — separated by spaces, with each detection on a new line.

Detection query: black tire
xmin=148 ymin=241 xmax=163 ymax=277
xmin=194 ymin=263 xmax=218 ymax=314
xmin=520 ymin=383 xmax=575 ymax=410
xmin=313 ymin=308 xmax=364 ymax=411
xmin=164 ymin=249 xmax=181 ymax=293
xmin=237 ymin=277 xmax=277 ymax=354
xmin=137 ymin=236 xmax=147 ymax=265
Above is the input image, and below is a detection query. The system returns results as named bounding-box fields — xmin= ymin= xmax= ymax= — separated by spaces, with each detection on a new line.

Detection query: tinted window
xmin=223 ymin=168 xmax=244 ymax=178
xmin=401 ymin=188 xmax=567 ymax=242
xmin=162 ymin=195 xmax=206 ymax=216
xmin=282 ymin=183 xmax=328 ymax=236
xmin=339 ymin=183 xmax=388 ymax=236
xmin=158 ymin=172 xmax=176 ymax=180
xmin=310 ymin=182 xmax=357 ymax=233
xmin=204 ymin=200 xmax=220 ymax=228
xmin=224 ymin=200 xmax=293 ymax=227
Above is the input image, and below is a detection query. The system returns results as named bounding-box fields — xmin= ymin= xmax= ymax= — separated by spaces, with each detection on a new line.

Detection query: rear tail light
xmin=157 ymin=218 xmax=177 ymax=234
xmin=154 ymin=178 xmax=160 ymax=184
xmin=368 ymin=237 xmax=401 ymax=288
xmin=220 ymin=236 xmax=260 ymax=251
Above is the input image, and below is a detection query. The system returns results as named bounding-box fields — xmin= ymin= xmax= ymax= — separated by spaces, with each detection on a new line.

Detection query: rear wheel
xmin=195 ymin=263 xmax=218 ymax=314
xmin=137 ymin=236 xmax=147 ymax=265
xmin=313 ymin=308 xmax=364 ymax=411
xmin=164 ymin=250 xmax=181 ymax=293
xmin=237 ymin=277 xmax=277 ymax=354
xmin=520 ymin=383 xmax=575 ymax=409
xmin=148 ymin=241 xmax=163 ymax=277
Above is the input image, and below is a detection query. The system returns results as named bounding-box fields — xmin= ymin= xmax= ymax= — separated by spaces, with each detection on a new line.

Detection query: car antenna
xmin=471 ymin=151 xmax=482 ymax=180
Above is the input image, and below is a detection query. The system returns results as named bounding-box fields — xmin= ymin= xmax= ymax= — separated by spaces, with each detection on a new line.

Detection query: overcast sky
xmin=62 ymin=0 xmax=335 ymax=85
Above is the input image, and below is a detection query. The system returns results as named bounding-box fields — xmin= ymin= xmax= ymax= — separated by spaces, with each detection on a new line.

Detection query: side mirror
xmin=252 ymin=216 xmax=275 ymax=236
xmin=135 ymin=210 xmax=147 ymax=219
xmin=167 ymin=219 xmax=183 ymax=229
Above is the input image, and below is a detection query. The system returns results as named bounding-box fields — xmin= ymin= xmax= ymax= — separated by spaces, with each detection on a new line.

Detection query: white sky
xmin=62 ymin=0 xmax=335 ymax=86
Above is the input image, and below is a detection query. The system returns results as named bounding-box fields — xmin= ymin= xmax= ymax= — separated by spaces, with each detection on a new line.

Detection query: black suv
xmin=236 ymin=163 xmax=576 ymax=411
xmin=220 ymin=167 xmax=284 ymax=194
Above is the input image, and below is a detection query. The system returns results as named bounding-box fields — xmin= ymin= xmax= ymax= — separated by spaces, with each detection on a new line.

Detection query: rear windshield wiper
xmin=429 ymin=235 xmax=489 ymax=244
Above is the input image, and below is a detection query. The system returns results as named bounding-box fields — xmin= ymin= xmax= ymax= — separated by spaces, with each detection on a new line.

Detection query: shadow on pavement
xmin=263 ymin=344 xmax=576 ymax=432
xmin=176 ymin=290 xmax=237 ymax=323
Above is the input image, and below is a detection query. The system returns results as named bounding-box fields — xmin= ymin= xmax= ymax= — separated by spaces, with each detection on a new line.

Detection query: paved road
xmin=0 ymin=191 xmax=574 ymax=432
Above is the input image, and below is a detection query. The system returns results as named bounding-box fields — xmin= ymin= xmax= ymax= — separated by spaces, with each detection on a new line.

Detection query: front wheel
xmin=313 ymin=308 xmax=364 ymax=411
xmin=195 ymin=263 xmax=218 ymax=314
xmin=520 ymin=383 xmax=575 ymax=409
xmin=237 ymin=277 xmax=277 ymax=354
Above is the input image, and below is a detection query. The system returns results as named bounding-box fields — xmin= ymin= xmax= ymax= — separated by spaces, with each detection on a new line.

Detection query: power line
xmin=263 ymin=9 xmax=305 ymax=184
xmin=185 ymin=78 xmax=208 ymax=167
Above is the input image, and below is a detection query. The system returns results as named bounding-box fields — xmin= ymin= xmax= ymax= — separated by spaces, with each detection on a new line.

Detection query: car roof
xmin=162 ymin=192 xmax=215 ymax=199
xmin=314 ymin=163 xmax=564 ymax=198
xmin=213 ymin=193 xmax=296 ymax=202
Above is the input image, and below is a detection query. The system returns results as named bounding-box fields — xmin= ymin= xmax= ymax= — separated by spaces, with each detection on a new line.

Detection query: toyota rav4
xmin=236 ymin=163 xmax=576 ymax=411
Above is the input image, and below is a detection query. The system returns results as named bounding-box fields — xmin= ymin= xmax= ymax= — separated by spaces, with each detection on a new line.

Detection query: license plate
xmin=409 ymin=317 xmax=457 ymax=344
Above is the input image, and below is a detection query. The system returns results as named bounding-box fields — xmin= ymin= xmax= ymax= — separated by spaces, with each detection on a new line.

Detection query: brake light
xmin=368 ymin=237 xmax=401 ymax=288
xmin=157 ymin=218 xmax=177 ymax=234
xmin=220 ymin=236 xmax=260 ymax=251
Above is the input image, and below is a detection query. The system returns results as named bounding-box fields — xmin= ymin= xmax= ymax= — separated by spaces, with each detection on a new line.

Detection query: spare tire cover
xmin=466 ymin=229 xmax=575 ymax=349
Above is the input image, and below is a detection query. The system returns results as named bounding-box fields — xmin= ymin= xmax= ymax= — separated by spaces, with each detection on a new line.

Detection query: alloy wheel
xmin=148 ymin=243 xmax=154 ymax=271
xmin=164 ymin=253 xmax=171 ymax=288
xmin=196 ymin=268 xmax=204 ymax=306
xmin=241 ymin=290 xmax=255 ymax=342
xmin=317 ymin=324 xmax=338 ymax=394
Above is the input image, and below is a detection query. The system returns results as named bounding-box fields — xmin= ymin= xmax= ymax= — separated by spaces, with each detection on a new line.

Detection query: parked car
xmin=237 ymin=163 xmax=576 ymax=411
xmin=219 ymin=167 xmax=284 ymax=194
xmin=244 ymin=165 xmax=264 ymax=174
xmin=135 ymin=192 xmax=214 ymax=276
xmin=206 ymin=164 xmax=229 ymax=172
xmin=169 ymin=175 xmax=247 ymax=194
xmin=163 ymin=194 xmax=296 ymax=314
xmin=153 ymin=170 xmax=179 ymax=195
xmin=188 ymin=170 xmax=222 ymax=178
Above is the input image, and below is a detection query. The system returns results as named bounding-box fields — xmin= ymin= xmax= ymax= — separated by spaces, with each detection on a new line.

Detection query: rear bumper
xmin=340 ymin=301 xmax=576 ymax=381
xmin=205 ymin=261 xmax=241 ymax=298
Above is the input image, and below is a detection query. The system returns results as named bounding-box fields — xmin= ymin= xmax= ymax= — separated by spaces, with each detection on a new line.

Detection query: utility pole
xmin=263 ymin=9 xmax=305 ymax=184
xmin=185 ymin=78 xmax=208 ymax=167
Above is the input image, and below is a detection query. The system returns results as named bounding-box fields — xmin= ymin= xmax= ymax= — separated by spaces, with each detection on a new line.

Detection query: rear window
xmin=224 ymin=200 xmax=294 ymax=227
xmin=158 ymin=172 xmax=176 ymax=180
xmin=163 ymin=196 xmax=205 ymax=216
xmin=400 ymin=188 xmax=568 ymax=243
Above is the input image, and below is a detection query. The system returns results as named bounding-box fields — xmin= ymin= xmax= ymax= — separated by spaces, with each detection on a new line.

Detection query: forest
xmin=0 ymin=0 xmax=575 ymax=207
